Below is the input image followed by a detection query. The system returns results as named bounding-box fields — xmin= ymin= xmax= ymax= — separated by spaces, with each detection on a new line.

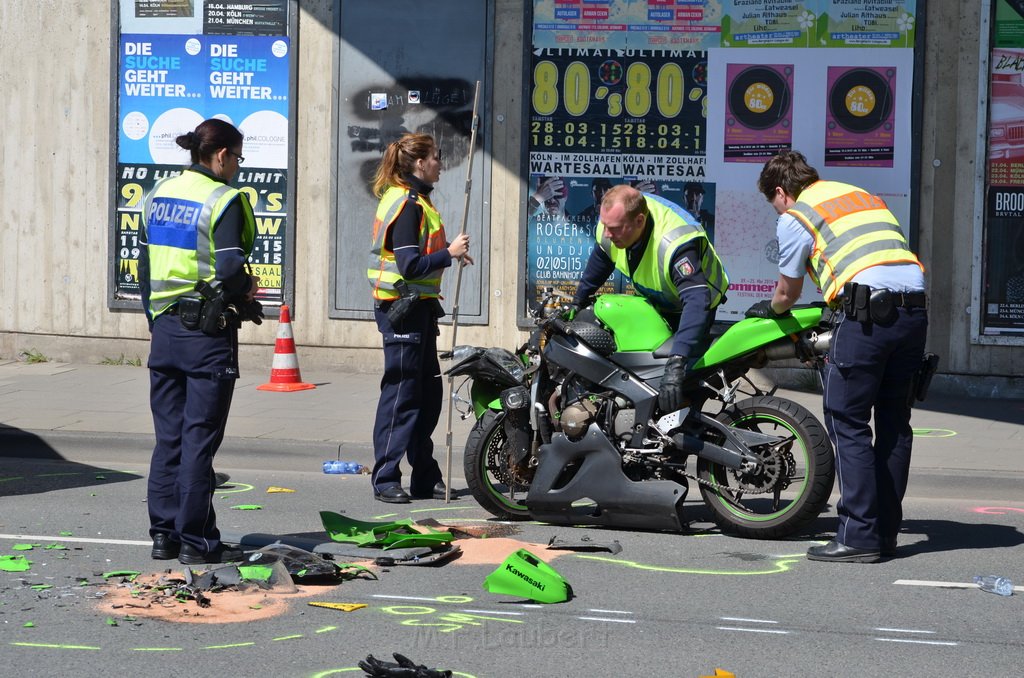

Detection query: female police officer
xmin=367 ymin=133 xmax=472 ymax=503
xmin=140 ymin=118 xmax=260 ymax=563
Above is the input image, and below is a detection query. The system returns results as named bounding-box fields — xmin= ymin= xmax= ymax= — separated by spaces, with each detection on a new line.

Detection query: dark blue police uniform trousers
xmin=147 ymin=312 xmax=238 ymax=553
xmin=371 ymin=301 xmax=444 ymax=495
xmin=822 ymin=305 xmax=928 ymax=550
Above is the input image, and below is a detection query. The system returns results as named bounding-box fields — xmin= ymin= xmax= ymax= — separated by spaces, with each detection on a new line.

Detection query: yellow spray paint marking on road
xmin=10 ymin=642 xmax=101 ymax=650
xmin=214 ymin=482 xmax=254 ymax=495
xmin=575 ymin=554 xmax=806 ymax=575
xmin=912 ymin=428 xmax=956 ymax=438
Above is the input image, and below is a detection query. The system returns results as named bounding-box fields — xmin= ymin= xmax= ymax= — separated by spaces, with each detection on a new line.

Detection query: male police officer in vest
xmin=571 ymin=184 xmax=729 ymax=413
xmin=748 ymin=150 xmax=929 ymax=563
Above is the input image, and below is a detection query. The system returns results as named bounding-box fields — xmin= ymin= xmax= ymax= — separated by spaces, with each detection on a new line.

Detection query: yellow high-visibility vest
xmin=367 ymin=186 xmax=447 ymax=301
xmin=143 ymin=170 xmax=255 ymax=318
xmin=597 ymin=193 xmax=728 ymax=314
xmin=786 ymin=180 xmax=923 ymax=303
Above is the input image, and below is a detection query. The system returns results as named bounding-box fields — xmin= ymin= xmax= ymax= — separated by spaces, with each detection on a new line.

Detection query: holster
xmin=869 ymin=288 xmax=898 ymax=325
xmin=842 ymin=283 xmax=899 ymax=325
xmin=199 ymin=294 xmax=229 ymax=335
xmin=178 ymin=297 xmax=203 ymax=331
xmin=842 ymin=282 xmax=871 ymax=323
xmin=385 ymin=280 xmax=420 ymax=326
xmin=907 ymin=352 xmax=940 ymax=407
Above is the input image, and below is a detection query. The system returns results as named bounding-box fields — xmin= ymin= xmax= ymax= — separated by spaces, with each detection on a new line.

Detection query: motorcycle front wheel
xmin=696 ymin=395 xmax=835 ymax=539
xmin=463 ymin=410 xmax=532 ymax=520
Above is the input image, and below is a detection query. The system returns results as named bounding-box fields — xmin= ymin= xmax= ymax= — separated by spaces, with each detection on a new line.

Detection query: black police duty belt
xmin=836 ymin=283 xmax=926 ymax=325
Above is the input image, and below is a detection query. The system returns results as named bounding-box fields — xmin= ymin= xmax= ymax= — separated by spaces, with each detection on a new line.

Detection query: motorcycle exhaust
xmin=762 ymin=329 xmax=832 ymax=362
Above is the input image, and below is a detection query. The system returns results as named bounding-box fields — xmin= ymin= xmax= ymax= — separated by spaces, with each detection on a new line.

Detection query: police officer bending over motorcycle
xmin=749 ymin=150 xmax=930 ymax=563
xmin=139 ymin=118 xmax=261 ymax=565
xmin=571 ymin=184 xmax=729 ymax=412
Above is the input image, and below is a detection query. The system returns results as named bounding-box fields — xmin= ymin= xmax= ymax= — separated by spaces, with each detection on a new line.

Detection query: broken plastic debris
xmin=483 ymin=548 xmax=573 ymax=604
xmin=319 ymin=511 xmax=453 ymax=549
xmin=245 ymin=544 xmax=378 ymax=583
xmin=12 ymin=544 xmax=34 ymax=551
xmin=547 ymin=534 xmax=622 ymax=554
xmin=59 ymin=531 xmax=73 ymax=536
xmin=0 ymin=555 xmax=32 ymax=572
xmin=266 ymin=486 xmax=295 ymax=493
xmin=231 ymin=504 xmax=263 ymax=510
xmin=102 ymin=570 xmax=141 ymax=581
xmin=23 ymin=622 xmax=35 ymax=628
xmin=237 ymin=565 xmax=275 ymax=583
xmin=30 ymin=584 xmax=53 ymax=591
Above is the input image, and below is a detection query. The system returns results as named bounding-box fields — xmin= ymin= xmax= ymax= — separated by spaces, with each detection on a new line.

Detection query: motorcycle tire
xmin=463 ymin=410 xmax=532 ymax=520
xmin=696 ymin=395 xmax=834 ymax=539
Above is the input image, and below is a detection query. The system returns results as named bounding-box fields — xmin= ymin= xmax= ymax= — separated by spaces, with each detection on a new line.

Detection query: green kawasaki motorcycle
xmin=445 ymin=290 xmax=835 ymax=539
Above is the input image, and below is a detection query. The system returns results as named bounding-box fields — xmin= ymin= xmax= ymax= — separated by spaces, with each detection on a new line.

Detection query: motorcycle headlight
xmin=500 ymin=385 xmax=529 ymax=409
xmin=447 ymin=344 xmax=482 ymax=364
xmin=485 ymin=347 xmax=526 ymax=383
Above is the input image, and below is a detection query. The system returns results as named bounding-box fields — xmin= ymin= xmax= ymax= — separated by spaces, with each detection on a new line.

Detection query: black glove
xmin=658 ymin=355 xmax=689 ymax=413
xmin=358 ymin=653 xmax=452 ymax=678
xmin=745 ymin=300 xmax=790 ymax=319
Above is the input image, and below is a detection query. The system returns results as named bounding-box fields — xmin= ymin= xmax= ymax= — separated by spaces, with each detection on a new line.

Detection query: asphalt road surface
xmin=2 ymin=441 xmax=1023 ymax=678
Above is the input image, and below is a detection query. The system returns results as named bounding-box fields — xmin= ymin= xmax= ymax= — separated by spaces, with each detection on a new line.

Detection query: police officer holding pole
xmin=367 ymin=133 xmax=472 ymax=504
xmin=140 ymin=118 xmax=261 ymax=565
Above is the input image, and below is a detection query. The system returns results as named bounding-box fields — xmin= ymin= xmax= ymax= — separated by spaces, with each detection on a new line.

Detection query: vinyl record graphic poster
xmin=723 ymin=64 xmax=793 ymax=163
xmin=824 ymin=66 xmax=896 ymax=167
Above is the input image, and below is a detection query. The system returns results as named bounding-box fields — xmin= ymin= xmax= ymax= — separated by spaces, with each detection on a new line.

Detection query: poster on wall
xmin=111 ymin=0 xmax=294 ymax=310
xmin=526 ymin=1 xmax=919 ymax=322
xmin=982 ymin=187 xmax=1024 ymax=333
xmin=526 ymin=46 xmax=710 ymax=302
xmin=723 ymin=63 xmax=793 ymax=162
xmin=982 ymin=5 xmax=1024 ymax=336
xmin=532 ymin=0 xmax=722 ymax=50
xmin=824 ymin=65 xmax=897 ymax=167
xmin=722 ymin=1 xmax=814 ymax=47
xmin=821 ymin=0 xmax=917 ymax=48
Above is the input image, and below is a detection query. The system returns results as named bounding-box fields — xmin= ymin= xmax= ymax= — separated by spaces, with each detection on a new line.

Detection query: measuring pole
xmin=443 ymin=80 xmax=481 ymax=503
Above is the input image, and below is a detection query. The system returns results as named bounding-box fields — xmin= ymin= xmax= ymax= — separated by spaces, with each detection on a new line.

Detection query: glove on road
xmin=358 ymin=653 xmax=452 ymax=678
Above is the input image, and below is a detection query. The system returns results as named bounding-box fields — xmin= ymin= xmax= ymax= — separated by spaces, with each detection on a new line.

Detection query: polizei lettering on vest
xmin=150 ymin=200 xmax=200 ymax=226
xmin=815 ymin=191 xmax=885 ymax=222
xmin=506 ymin=563 xmax=546 ymax=590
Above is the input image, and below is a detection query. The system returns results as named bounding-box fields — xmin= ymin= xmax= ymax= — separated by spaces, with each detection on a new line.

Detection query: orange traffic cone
xmin=257 ymin=304 xmax=316 ymax=392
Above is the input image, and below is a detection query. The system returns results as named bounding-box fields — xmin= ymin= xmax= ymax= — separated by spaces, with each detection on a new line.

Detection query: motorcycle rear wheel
xmin=464 ymin=410 xmax=532 ymax=520
xmin=696 ymin=395 xmax=834 ymax=539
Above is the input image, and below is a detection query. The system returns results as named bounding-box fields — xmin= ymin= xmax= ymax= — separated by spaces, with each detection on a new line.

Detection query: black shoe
xmin=374 ymin=486 xmax=411 ymax=504
xmin=151 ymin=533 xmax=181 ymax=560
xmin=882 ymin=538 xmax=898 ymax=557
xmin=806 ymin=540 xmax=880 ymax=563
xmin=412 ymin=482 xmax=449 ymax=500
xmin=178 ymin=542 xmax=245 ymax=565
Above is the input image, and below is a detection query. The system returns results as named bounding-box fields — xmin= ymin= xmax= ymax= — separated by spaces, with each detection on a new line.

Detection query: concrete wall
xmin=0 ymin=1 xmax=1019 ymax=393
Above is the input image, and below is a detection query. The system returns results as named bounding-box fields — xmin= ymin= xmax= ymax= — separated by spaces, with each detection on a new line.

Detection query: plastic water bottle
xmin=322 ymin=460 xmax=363 ymax=474
xmin=973 ymin=575 xmax=1014 ymax=596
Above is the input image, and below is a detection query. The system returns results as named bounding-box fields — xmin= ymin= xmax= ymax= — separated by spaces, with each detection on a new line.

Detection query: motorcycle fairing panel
xmin=527 ymin=423 xmax=686 ymax=532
